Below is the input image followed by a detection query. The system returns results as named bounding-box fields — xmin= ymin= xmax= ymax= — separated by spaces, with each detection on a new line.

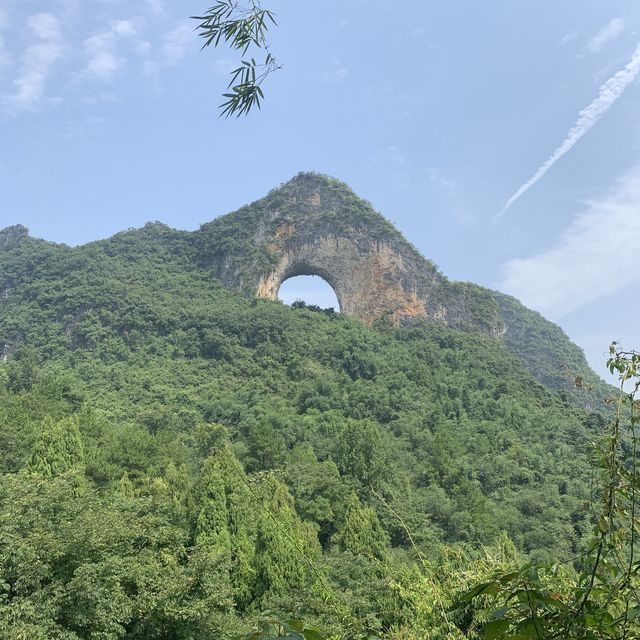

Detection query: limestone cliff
xmin=196 ymin=172 xmax=504 ymax=336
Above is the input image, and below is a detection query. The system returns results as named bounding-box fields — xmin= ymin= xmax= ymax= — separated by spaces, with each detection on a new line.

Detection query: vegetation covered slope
xmin=194 ymin=172 xmax=606 ymax=398
xmin=0 ymin=208 xmax=613 ymax=638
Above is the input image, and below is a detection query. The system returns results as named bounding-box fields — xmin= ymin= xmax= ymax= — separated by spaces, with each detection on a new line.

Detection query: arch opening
xmin=278 ymin=275 xmax=340 ymax=313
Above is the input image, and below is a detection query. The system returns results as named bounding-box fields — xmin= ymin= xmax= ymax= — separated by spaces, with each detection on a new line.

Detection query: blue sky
xmin=1 ymin=0 xmax=639 ymax=380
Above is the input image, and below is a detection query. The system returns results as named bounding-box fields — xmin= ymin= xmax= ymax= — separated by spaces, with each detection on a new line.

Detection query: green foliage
xmin=334 ymin=493 xmax=388 ymax=561
xmin=244 ymin=617 xmax=328 ymax=640
xmin=26 ymin=416 xmax=84 ymax=477
xmin=0 ymin=216 xmax=619 ymax=638
xmin=193 ymin=1 xmax=279 ymax=117
xmin=196 ymin=431 xmax=258 ymax=609
xmin=196 ymin=471 xmax=232 ymax=553
xmin=493 ymin=290 xmax=611 ymax=408
xmin=335 ymin=419 xmax=388 ymax=490
xmin=253 ymin=476 xmax=320 ymax=603
xmin=286 ymin=446 xmax=346 ymax=547
xmin=461 ymin=343 xmax=640 ymax=639
xmin=6 ymin=346 xmax=39 ymax=392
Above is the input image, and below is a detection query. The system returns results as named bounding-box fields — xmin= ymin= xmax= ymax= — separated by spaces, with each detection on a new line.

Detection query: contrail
xmin=495 ymin=41 xmax=640 ymax=221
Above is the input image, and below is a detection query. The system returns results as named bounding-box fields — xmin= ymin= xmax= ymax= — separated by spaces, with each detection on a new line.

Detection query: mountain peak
xmin=266 ymin=172 xmax=388 ymax=224
xmin=196 ymin=173 xmax=504 ymax=334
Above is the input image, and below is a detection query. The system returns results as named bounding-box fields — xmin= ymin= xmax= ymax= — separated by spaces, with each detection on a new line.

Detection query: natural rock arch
xmin=276 ymin=272 xmax=341 ymax=310
xmin=201 ymin=173 xmax=503 ymax=335
xmin=256 ymin=234 xmax=425 ymax=324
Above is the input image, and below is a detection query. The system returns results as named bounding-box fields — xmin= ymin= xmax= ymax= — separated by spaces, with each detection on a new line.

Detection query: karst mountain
xmin=0 ymin=172 xmax=612 ymax=638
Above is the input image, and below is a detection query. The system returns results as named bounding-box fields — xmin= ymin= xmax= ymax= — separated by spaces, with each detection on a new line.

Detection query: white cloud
xmin=54 ymin=0 xmax=80 ymax=13
xmin=142 ymin=21 xmax=194 ymax=78
xmin=145 ymin=0 xmax=166 ymax=17
xmin=500 ymin=165 xmax=640 ymax=319
xmin=83 ymin=15 xmax=151 ymax=82
xmin=111 ymin=19 xmax=137 ymax=38
xmin=586 ymin=18 xmax=625 ymax=54
xmin=372 ymin=145 xmax=406 ymax=165
xmin=84 ymin=30 xmax=123 ymax=80
xmin=83 ymin=16 xmax=153 ymax=81
xmin=162 ymin=22 xmax=193 ymax=65
xmin=497 ymin=41 xmax=640 ymax=219
xmin=7 ymin=12 xmax=66 ymax=111
xmin=560 ymin=30 xmax=578 ymax=46
xmin=425 ymin=167 xmax=455 ymax=193
xmin=29 ymin=12 xmax=63 ymax=41
xmin=3 ymin=6 xmax=193 ymax=111
xmin=0 ymin=35 xmax=12 ymax=73
xmin=322 ymin=59 xmax=349 ymax=83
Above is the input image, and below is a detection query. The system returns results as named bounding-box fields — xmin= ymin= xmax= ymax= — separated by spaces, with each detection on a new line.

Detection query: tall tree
xmin=335 ymin=492 xmax=388 ymax=561
xmin=335 ymin=419 xmax=388 ymax=490
xmin=252 ymin=476 xmax=319 ymax=603
xmin=195 ymin=433 xmax=257 ymax=610
xmin=195 ymin=471 xmax=232 ymax=554
xmin=26 ymin=416 xmax=84 ymax=477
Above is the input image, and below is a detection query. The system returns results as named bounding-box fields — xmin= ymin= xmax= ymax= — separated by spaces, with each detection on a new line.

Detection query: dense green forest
xmin=0 ymin=180 xmax=632 ymax=638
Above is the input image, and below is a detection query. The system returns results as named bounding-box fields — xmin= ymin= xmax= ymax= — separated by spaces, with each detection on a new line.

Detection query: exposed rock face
xmin=0 ymin=225 xmax=29 ymax=251
xmin=0 ymin=226 xmax=29 ymax=314
xmin=257 ymin=232 xmax=436 ymax=325
xmin=198 ymin=173 xmax=504 ymax=335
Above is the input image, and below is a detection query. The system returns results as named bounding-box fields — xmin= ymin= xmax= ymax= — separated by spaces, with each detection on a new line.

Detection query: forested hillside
xmin=0 ymin=181 xmax=617 ymax=638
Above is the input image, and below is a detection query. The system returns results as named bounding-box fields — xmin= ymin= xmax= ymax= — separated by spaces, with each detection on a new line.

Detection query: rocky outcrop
xmin=0 ymin=225 xmax=29 ymax=251
xmin=198 ymin=173 xmax=504 ymax=335
xmin=255 ymin=233 xmax=434 ymax=325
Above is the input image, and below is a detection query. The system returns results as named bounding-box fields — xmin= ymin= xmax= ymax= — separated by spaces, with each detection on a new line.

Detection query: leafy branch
xmin=192 ymin=1 xmax=280 ymax=117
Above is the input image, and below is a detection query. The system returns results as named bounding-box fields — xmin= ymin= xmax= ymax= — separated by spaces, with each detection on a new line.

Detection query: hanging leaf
xmin=193 ymin=1 xmax=281 ymax=116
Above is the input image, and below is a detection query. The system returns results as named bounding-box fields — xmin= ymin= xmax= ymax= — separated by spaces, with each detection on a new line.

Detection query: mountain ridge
xmin=0 ymin=172 xmax=608 ymax=402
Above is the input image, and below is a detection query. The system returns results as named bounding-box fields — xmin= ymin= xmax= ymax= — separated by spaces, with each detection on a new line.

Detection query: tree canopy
xmin=0 ymin=214 xmax=623 ymax=638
